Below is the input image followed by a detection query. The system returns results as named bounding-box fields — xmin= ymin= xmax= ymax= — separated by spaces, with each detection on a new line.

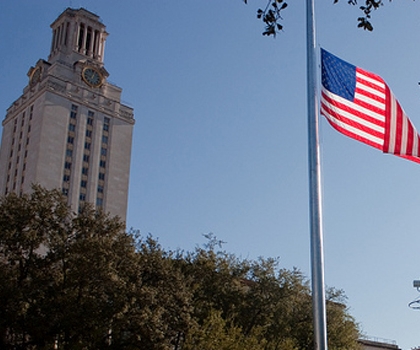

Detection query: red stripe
xmin=352 ymin=96 xmax=386 ymax=116
xmin=417 ymin=136 xmax=420 ymax=156
xmin=406 ymin=118 xmax=414 ymax=156
xmin=356 ymin=67 xmax=383 ymax=83
xmin=354 ymin=87 xmax=386 ymax=106
xmin=394 ymin=97 xmax=404 ymax=154
xmin=356 ymin=76 xmax=386 ymax=94
xmin=396 ymin=154 xmax=420 ymax=164
xmin=383 ymin=86 xmax=392 ymax=153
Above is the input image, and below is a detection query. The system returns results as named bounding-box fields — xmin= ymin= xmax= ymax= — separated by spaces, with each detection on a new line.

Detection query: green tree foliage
xmin=0 ymin=187 xmax=361 ymax=349
xmin=244 ymin=0 xmax=398 ymax=36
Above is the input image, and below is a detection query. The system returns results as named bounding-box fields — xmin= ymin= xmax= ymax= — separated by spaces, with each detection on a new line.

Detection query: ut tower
xmin=0 ymin=8 xmax=135 ymax=221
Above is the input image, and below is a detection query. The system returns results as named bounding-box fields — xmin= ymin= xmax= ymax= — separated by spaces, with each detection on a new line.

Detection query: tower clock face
xmin=82 ymin=67 xmax=103 ymax=87
xmin=30 ymin=67 xmax=41 ymax=85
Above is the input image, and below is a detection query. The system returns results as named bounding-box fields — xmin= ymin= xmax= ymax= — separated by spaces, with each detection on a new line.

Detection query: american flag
xmin=320 ymin=49 xmax=420 ymax=164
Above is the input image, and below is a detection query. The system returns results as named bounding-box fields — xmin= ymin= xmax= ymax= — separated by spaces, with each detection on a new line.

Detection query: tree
xmin=178 ymin=234 xmax=361 ymax=350
xmin=117 ymin=234 xmax=193 ymax=350
xmin=0 ymin=186 xmax=140 ymax=349
xmin=245 ymin=0 xmax=399 ymax=36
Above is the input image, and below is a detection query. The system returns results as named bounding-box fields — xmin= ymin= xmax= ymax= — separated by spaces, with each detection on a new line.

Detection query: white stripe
xmin=322 ymin=89 xmax=385 ymax=122
xmin=413 ymin=134 xmax=418 ymax=157
xmin=354 ymin=92 xmax=386 ymax=110
xmin=388 ymin=95 xmax=397 ymax=153
xmin=357 ymin=82 xmax=385 ymax=99
xmin=357 ymin=72 xmax=385 ymax=89
xmin=321 ymin=96 xmax=385 ymax=134
xmin=321 ymin=105 xmax=384 ymax=146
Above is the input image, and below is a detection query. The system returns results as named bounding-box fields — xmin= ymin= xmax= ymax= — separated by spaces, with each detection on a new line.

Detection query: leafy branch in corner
xmin=340 ymin=0 xmax=385 ymax=31
xmin=244 ymin=0 xmax=288 ymax=37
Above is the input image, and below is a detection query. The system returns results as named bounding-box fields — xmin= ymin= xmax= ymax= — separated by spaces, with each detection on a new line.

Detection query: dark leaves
xmin=338 ymin=0 xmax=388 ymax=31
xmin=252 ymin=0 xmax=288 ymax=37
xmin=245 ymin=0 xmax=398 ymax=35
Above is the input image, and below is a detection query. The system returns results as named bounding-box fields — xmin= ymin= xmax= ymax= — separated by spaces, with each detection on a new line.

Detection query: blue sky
xmin=1 ymin=1 xmax=420 ymax=348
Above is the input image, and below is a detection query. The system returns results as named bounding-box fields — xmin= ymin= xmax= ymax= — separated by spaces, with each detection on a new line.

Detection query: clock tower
xmin=0 ymin=8 xmax=135 ymax=221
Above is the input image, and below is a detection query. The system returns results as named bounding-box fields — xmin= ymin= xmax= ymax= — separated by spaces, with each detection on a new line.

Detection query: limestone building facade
xmin=0 ymin=8 xmax=134 ymax=220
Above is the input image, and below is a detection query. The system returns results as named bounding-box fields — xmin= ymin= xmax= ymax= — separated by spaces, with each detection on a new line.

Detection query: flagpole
xmin=306 ymin=1 xmax=328 ymax=350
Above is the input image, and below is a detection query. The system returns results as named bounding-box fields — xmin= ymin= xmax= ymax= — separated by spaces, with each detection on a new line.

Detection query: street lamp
xmin=409 ymin=280 xmax=420 ymax=310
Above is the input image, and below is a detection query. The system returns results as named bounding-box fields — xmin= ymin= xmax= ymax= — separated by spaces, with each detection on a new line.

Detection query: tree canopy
xmin=246 ymin=0 xmax=396 ymax=36
xmin=0 ymin=186 xmax=361 ymax=349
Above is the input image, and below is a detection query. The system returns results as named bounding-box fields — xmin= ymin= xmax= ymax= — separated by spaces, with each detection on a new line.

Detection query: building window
xmin=83 ymin=154 xmax=90 ymax=163
xmin=102 ymin=135 xmax=108 ymax=144
xmin=80 ymin=193 xmax=86 ymax=201
xmin=81 ymin=180 xmax=87 ymax=188
xmin=96 ymin=198 xmax=103 ymax=206
xmin=84 ymin=142 xmax=91 ymax=150
xmin=70 ymin=111 xmax=77 ymax=119
xmin=78 ymin=24 xmax=84 ymax=52
xmin=66 ymin=149 xmax=73 ymax=157
xmin=97 ymin=185 xmax=104 ymax=193
xmin=86 ymin=130 xmax=92 ymax=138
xmin=62 ymin=188 xmax=69 ymax=196
xmin=63 ymin=174 xmax=70 ymax=182
xmin=99 ymin=160 xmax=106 ymax=168
xmin=99 ymin=172 xmax=105 ymax=181
xmin=82 ymin=167 xmax=88 ymax=175
xmin=67 ymin=136 xmax=74 ymax=144
xmin=64 ymin=162 xmax=71 ymax=170
xmin=101 ymin=147 xmax=107 ymax=156
xmin=69 ymin=124 xmax=76 ymax=132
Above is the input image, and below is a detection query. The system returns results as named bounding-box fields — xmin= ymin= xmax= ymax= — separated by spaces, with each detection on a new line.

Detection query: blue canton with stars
xmin=321 ymin=49 xmax=356 ymax=102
